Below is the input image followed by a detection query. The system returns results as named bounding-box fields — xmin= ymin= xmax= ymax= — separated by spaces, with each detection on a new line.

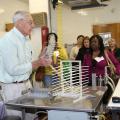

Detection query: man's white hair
xmin=13 ymin=10 xmax=31 ymax=23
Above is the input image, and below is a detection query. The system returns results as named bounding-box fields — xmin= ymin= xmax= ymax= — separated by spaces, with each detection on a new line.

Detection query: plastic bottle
xmin=92 ymin=73 xmax=96 ymax=90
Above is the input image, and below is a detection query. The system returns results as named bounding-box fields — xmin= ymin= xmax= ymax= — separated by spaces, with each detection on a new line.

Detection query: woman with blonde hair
xmin=108 ymin=38 xmax=120 ymax=62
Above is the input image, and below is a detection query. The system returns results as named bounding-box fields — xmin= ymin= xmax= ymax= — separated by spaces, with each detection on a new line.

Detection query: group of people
xmin=0 ymin=10 xmax=120 ymax=120
xmin=71 ymin=35 xmax=120 ymax=85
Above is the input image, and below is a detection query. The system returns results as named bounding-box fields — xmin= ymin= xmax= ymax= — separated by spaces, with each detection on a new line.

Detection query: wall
xmin=57 ymin=0 xmax=120 ymax=44
xmin=31 ymin=27 xmax=42 ymax=61
xmin=29 ymin=0 xmax=50 ymax=28
xmin=0 ymin=0 xmax=120 ymax=59
xmin=0 ymin=0 xmax=29 ymax=32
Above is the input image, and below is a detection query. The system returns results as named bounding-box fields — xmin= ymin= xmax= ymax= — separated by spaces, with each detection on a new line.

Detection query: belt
xmin=13 ymin=79 xmax=28 ymax=84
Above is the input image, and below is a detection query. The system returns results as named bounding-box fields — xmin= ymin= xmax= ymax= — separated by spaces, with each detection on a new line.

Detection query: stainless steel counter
xmin=6 ymin=86 xmax=106 ymax=113
xmin=107 ymin=79 xmax=120 ymax=120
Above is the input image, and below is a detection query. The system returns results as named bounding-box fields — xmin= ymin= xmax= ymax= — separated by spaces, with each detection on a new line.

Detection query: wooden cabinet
xmin=93 ymin=23 xmax=120 ymax=47
xmin=5 ymin=23 xmax=14 ymax=32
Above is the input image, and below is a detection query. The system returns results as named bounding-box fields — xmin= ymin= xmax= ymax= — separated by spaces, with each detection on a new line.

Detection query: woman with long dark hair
xmin=82 ymin=35 xmax=120 ymax=84
xmin=43 ymin=32 xmax=68 ymax=87
xmin=76 ymin=36 xmax=90 ymax=62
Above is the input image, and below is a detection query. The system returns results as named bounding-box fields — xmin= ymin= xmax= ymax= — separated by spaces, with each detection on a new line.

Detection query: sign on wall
xmin=31 ymin=12 xmax=47 ymax=27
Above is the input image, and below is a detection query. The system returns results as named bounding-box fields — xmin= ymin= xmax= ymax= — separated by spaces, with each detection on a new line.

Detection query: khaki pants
xmin=0 ymin=80 xmax=34 ymax=120
xmin=0 ymin=80 xmax=32 ymax=101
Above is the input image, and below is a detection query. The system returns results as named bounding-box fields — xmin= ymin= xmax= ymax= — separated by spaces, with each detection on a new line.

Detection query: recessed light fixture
xmin=0 ymin=8 xmax=5 ymax=14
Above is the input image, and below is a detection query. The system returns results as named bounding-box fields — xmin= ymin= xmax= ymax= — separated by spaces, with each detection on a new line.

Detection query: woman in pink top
xmin=82 ymin=35 xmax=120 ymax=85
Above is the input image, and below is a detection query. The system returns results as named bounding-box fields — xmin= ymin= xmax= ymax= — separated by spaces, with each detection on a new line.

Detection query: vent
xmin=62 ymin=0 xmax=108 ymax=10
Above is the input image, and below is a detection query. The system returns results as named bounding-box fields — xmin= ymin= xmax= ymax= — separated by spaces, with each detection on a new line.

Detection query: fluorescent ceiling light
xmin=77 ymin=10 xmax=88 ymax=16
xmin=58 ymin=0 xmax=63 ymax=4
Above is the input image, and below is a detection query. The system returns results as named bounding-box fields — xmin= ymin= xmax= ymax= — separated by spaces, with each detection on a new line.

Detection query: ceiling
xmin=19 ymin=0 xmax=29 ymax=3
xmin=61 ymin=0 xmax=110 ymax=10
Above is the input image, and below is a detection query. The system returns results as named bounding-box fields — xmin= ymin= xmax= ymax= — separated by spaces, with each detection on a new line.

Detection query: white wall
xmin=29 ymin=0 xmax=50 ymax=28
xmin=54 ymin=0 xmax=120 ymax=44
xmin=31 ymin=27 xmax=42 ymax=61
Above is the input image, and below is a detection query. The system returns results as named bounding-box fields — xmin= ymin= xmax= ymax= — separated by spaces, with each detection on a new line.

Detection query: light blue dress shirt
xmin=0 ymin=27 xmax=32 ymax=83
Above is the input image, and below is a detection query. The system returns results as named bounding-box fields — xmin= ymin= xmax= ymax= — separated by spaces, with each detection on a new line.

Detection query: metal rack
xmin=50 ymin=60 xmax=90 ymax=102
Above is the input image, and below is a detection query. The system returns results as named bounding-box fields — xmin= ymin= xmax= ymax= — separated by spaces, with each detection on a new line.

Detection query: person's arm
xmin=32 ymin=57 xmax=52 ymax=70
xmin=59 ymin=47 xmax=68 ymax=60
xmin=1 ymin=39 xmax=51 ymax=76
xmin=115 ymin=48 xmax=120 ymax=62
xmin=107 ymin=51 xmax=120 ymax=75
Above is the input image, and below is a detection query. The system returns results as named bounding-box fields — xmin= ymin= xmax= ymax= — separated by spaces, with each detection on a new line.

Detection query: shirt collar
xmin=12 ymin=27 xmax=28 ymax=43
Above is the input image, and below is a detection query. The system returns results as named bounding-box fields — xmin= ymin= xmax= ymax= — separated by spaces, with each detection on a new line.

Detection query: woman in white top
xmin=70 ymin=35 xmax=84 ymax=60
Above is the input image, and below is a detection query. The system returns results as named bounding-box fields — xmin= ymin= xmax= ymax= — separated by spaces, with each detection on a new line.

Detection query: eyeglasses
xmin=22 ymin=19 xmax=34 ymax=26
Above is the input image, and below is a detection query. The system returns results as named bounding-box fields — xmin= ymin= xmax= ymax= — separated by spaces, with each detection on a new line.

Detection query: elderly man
xmin=0 ymin=10 xmax=51 ymax=119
